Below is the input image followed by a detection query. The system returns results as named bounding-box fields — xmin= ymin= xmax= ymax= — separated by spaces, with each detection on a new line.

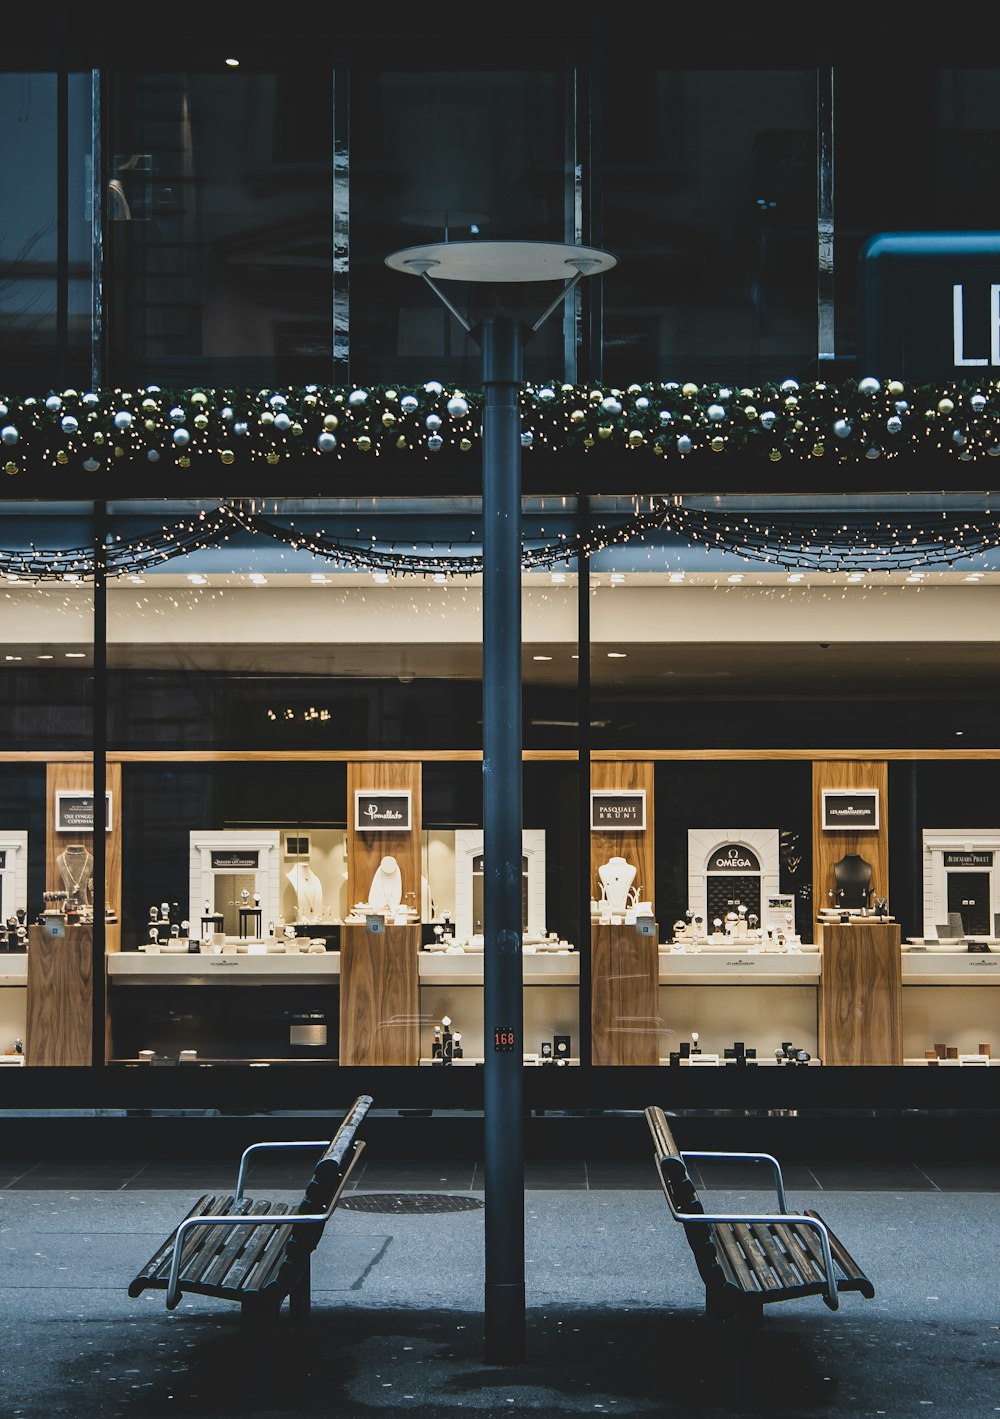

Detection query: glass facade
xmin=1 ymin=49 xmax=999 ymax=1110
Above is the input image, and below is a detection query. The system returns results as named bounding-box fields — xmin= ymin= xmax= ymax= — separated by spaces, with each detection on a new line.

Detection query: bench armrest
xmin=666 ymin=1198 xmax=839 ymax=1311
xmin=167 ymin=1138 xmax=364 ymax=1309
xmin=234 ymin=1140 xmax=333 ymax=1202
xmin=678 ymin=1149 xmax=788 ymax=1212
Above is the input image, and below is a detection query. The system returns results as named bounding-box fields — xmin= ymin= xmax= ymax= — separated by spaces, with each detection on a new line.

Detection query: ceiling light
xmin=905 ymin=572 xmax=926 ymax=582
xmin=310 ymin=573 xmax=329 ymax=584
xmin=532 ymin=654 xmax=553 ymax=661
xmin=432 ymin=572 xmax=448 ymax=584
xmin=225 ymin=56 xmax=240 ymax=67
xmin=187 ymin=573 xmax=208 ymax=585
xmin=727 ymin=573 xmax=744 ymax=583
xmin=786 ymin=572 xmax=805 ymax=583
xmin=609 ymin=572 xmax=626 ymax=586
xmin=668 ymin=571 xmax=685 ymax=583
xmin=550 ymin=571 xmax=567 ymax=584
xmin=371 ymin=570 xmax=390 ymax=584
xmin=128 ymin=575 xmax=145 ymax=585
xmin=65 ymin=652 xmax=86 ymax=658
xmin=963 ymin=572 xmax=984 ymax=581
xmin=607 ymin=651 xmax=628 ymax=659
xmin=36 ymin=654 xmax=54 ymax=660
xmin=4 ymin=654 xmax=22 ymax=661
xmin=248 ymin=573 xmax=268 ymax=585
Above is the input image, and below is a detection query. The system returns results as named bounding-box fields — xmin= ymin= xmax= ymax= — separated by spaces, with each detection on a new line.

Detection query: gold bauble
xmin=887 ymin=380 xmax=905 ymax=398
xmin=460 ymin=438 xmax=472 ymax=452
xmin=385 ymin=389 xmax=398 ymax=402
xmin=220 ymin=449 xmax=234 ymax=464
xmin=710 ymin=436 xmax=725 ymax=453
xmin=191 ymin=392 xmax=208 ymax=405
xmin=144 ymin=419 xmax=157 ymax=432
xmin=304 ymin=394 xmax=318 ymax=408
xmin=4 ymin=461 xmax=18 ymax=475
xmin=813 ymin=443 xmax=825 ymax=457
xmin=598 ymin=425 xmax=613 ymax=440
xmin=334 ymin=394 xmax=345 ymax=404
xmin=260 ymin=411 xmax=275 ymax=425
xmin=583 ymin=435 xmax=595 ymax=449
xmin=357 ymin=435 xmax=372 ymax=452
xmin=739 ymin=388 xmax=755 ymax=399
xmin=93 ymin=432 xmax=105 ymax=445
xmin=382 ymin=412 xmax=396 ymax=428
xmin=193 ymin=413 xmax=209 ymax=430
xmin=55 ymin=449 xmax=69 ymax=464
xmin=937 ymin=397 xmax=955 ymax=415
xmin=177 ymin=455 xmax=190 ymax=468
xmin=323 ymin=414 xmax=339 ymax=431
xmin=784 ymin=395 xmax=798 ymax=410
xmin=291 ymin=422 xmax=303 ymax=436
xmin=743 ymin=405 xmax=757 ymax=419
xmin=768 ymin=449 xmax=782 ymax=461
xmin=681 ymin=382 xmax=699 ymax=397
xmin=114 ymin=446 xmax=124 ymax=458
xmin=570 ymin=409 xmax=586 ymax=423
xmin=395 ymin=436 xmax=408 ymax=450
xmin=627 ymin=430 xmax=644 ymax=446
xmin=794 ymin=419 xmax=804 ymax=430
xmin=589 ymin=389 xmax=603 ymax=403
xmin=141 ymin=398 xmax=158 ymax=413
xmin=560 ymin=383 xmax=574 ymax=393
xmin=627 ymin=383 xmax=642 ymax=395
xmin=266 ymin=451 xmax=280 ymax=465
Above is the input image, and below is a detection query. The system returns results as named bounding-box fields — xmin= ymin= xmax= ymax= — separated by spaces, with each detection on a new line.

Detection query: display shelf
xmin=0 ymin=954 xmax=28 ymax=987
xmin=418 ymin=951 xmax=578 ymax=986
xmin=657 ymin=1055 xmax=823 ymax=1067
xmin=904 ymin=1056 xmax=998 ymax=1066
xmin=659 ymin=949 xmax=820 ymax=986
xmin=417 ymin=1056 xmax=580 ymax=1067
xmin=902 ymin=951 xmax=1000 ymax=984
xmin=107 ymin=951 xmax=340 ymax=984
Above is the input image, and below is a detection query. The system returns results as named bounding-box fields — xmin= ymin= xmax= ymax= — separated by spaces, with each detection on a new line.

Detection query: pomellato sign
xmin=355 ymin=790 xmax=412 ymax=833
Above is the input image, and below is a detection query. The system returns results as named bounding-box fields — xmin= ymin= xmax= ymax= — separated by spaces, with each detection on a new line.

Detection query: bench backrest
xmin=288 ymin=1093 xmax=373 ymax=1252
xmin=644 ymin=1105 xmax=727 ymax=1295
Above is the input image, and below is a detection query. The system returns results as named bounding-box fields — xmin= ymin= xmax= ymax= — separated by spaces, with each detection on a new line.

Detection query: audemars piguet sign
xmin=822 ymin=789 xmax=880 ymax=831
xmin=590 ymin=790 xmax=646 ymax=831
xmin=355 ymin=790 xmax=412 ymax=832
xmin=944 ymin=851 xmax=993 ymax=868
xmin=861 ymin=232 xmax=1000 ymax=380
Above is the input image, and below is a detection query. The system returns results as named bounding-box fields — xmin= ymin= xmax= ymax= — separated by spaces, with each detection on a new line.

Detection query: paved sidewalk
xmin=2 ymin=1164 xmax=999 ymax=1418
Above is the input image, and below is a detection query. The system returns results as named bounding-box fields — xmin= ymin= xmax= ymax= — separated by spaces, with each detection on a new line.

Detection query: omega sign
xmin=354 ymin=790 xmax=412 ymax=833
xmin=710 ymin=844 xmax=761 ymax=872
xmin=860 ymin=232 xmax=1000 ymax=381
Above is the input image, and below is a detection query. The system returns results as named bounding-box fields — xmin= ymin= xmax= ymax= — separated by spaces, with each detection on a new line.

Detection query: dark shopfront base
xmin=5 ymin=1066 xmax=999 ymax=1164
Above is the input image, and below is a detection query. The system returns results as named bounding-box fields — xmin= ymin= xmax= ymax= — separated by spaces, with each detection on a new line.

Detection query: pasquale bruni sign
xmin=590 ymin=790 xmax=646 ymax=831
xmin=355 ymin=790 xmax=412 ymax=832
xmin=822 ymin=789 xmax=880 ymax=831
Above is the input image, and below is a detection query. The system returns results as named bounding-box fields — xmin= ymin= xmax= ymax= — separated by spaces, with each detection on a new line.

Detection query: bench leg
xmin=289 ymin=1262 xmax=311 ymax=1326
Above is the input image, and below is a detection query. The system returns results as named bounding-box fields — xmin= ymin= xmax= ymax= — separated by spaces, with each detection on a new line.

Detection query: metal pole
xmin=477 ymin=312 xmax=526 ymax=1364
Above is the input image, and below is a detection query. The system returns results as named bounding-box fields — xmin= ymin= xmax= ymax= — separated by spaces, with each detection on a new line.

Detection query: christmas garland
xmin=2 ymin=376 xmax=999 ymax=478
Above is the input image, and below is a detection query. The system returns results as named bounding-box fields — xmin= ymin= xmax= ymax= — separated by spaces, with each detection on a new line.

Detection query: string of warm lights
xmin=1 ymin=496 xmax=998 ymax=580
xmin=3 ymin=375 xmax=1000 ymax=477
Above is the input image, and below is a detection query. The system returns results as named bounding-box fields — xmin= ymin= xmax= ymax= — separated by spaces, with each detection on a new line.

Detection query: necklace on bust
xmin=59 ymin=847 xmax=93 ymax=898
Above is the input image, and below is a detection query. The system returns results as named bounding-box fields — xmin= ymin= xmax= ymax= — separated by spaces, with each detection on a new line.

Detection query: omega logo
xmin=714 ymin=847 xmax=754 ymax=869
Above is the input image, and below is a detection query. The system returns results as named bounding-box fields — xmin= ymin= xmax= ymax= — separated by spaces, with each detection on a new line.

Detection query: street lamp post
xmin=386 ymin=241 xmax=616 ymax=1363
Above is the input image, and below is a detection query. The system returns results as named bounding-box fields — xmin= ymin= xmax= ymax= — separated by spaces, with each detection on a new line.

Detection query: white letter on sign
xmin=954 ymin=285 xmax=989 ymax=366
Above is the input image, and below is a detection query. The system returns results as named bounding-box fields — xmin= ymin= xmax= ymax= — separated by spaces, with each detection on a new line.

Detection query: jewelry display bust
xmin=367 ymin=855 xmax=403 ymax=914
xmin=56 ymin=844 xmax=94 ymax=907
xmin=286 ymin=862 xmax=323 ymax=918
xmin=833 ymin=853 xmax=873 ymax=911
xmin=596 ymin=856 xmax=638 ymax=914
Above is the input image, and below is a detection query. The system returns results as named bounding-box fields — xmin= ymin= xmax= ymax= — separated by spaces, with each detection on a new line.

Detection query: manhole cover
xmin=341 ymin=1192 xmax=484 ymax=1214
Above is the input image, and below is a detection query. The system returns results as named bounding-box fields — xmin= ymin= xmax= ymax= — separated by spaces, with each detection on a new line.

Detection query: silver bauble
xmin=114 ymin=410 xmax=133 ymax=429
xmin=858 ymin=377 xmax=881 ymax=396
xmin=269 ymin=394 xmax=287 ymax=408
xmin=658 ymin=410 xmax=672 ymax=425
xmin=424 ymin=380 xmax=444 ymax=396
xmin=600 ymin=396 xmax=622 ymax=416
xmin=760 ymin=410 xmax=777 ymax=430
xmin=1 ymin=426 xmax=18 ymax=445
xmin=82 ymin=393 xmax=100 ymax=407
xmin=146 ymin=449 xmax=160 ymax=462
xmin=971 ymin=393 xmax=987 ymax=413
xmin=427 ymin=433 xmax=444 ymax=452
xmin=61 ymin=416 xmax=79 ymax=434
xmin=221 ymin=406 xmax=234 ymax=421
xmin=401 ymin=395 xmax=419 ymax=414
xmin=886 ymin=416 xmax=902 ymax=435
xmin=779 ymin=379 xmax=799 ymax=393
xmin=233 ymin=422 xmax=248 ymax=437
xmin=273 ymin=412 xmax=291 ymax=431
xmin=676 ymin=434 xmax=693 ymax=454
xmin=169 ymin=406 xmax=185 ymax=423
xmin=952 ymin=430 xmax=967 ymax=446
xmin=707 ymin=404 xmax=726 ymax=422
xmin=865 ymin=445 xmax=882 ymax=459
xmin=425 ymin=413 xmax=442 ymax=432
xmin=634 ymin=396 xmax=649 ymax=410
xmin=172 ymin=428 xmax=190 ymax=446
xmin=347 ymin=389 xmax=368 ymax=407
xmin=45 ymin=395 xmax=62 ymax=411
xmin=316 ymin=432 xmax=337 ymax=453
xmin=521 ymin=431 xmax=533 ymax=447
xmin=537 ymin=387 xmax=556 ymax=402
xmin=833 ymin=419 xmax=852 ymax=439
xmin=446 ymin=395 xmax=469 ymax=419
xmin=82 ymin=457 xmax=100 ymax=471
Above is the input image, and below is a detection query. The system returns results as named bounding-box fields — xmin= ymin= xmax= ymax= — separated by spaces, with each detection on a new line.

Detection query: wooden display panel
xmin=590 ymin=761 xmax=655 ymax=909
xmin=812 ymin=760 xmax=888 ymax=921
xmin=346 ymin=762 xmax=422 ymax=919
xmin=339 ymin=924 xmax=420 ymax=1066
xmin=591 ymin=922 xmax=659 ymax=1065
xmin=25 ymin=923 xmax=93 ymax=1065
xmin=818 ymin=920 xmax=902 ymax=1065
xmin=46 ymin=762 xmax=122 ymax=950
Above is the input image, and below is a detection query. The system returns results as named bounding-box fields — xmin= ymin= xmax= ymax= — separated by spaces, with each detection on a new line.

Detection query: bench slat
xmin=747 ymin=1222 xmax=803 ymax=1290
xmin=225 ymin=1218 xmax=297 ymax=1294
xmin=730 ymin=1222 xmax=784 ymax=1291
xmin=127 ymin=1194 xmax=236 ymax=1295
xmin=711 ymin=1222 xmax=763 ymax=1293
xmin=770 ymin=1221 xmax=826 ymax=1286
xmin=804 ymin=1208 xmax=875 ymax=1293
xmin=197 ymin=1201 xmax=289 ymax=1290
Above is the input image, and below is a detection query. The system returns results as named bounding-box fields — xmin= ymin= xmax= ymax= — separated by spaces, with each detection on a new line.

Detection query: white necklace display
xmin=597 ymin=856 xmax=637 ymax=914
xmin=57 ymin=846 xmax=94 ymax=903
xmin=367 ymin=855 xmax=403 ymax=913
xmin=286 ymin=863 xmax=323 ymax=916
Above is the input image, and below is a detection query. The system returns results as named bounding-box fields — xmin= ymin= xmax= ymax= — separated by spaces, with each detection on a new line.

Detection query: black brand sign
xmin=822 ymin=790 xmax=880 ymax=831
xmin=944 ymin=851 xmax=993 ymax=868
xmin=590 ymin=790 xmax=646 ymax=831
xmin=861 ymin=232 xmax=1000 ymax=380
xmin=210 ymin=851 xmax=260 ymax=871
xmin=355 ymin=790 xmax=412 ymax=832
xmin=55 ymin=791 xmax=113 ymax=833
xmin=709 ymin=844 xmax=761 ymax=872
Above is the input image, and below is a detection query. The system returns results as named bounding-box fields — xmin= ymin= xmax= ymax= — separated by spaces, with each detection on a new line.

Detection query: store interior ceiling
xmin=2 ymin=492 xmax=999 ymax=696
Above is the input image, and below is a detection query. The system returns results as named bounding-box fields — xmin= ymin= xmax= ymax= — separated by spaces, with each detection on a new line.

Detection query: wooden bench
xmin=645 ymin=1105 xmax=875 ymax=1321
xmin=128 ymin=1094 xmax=372 ymax=1322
